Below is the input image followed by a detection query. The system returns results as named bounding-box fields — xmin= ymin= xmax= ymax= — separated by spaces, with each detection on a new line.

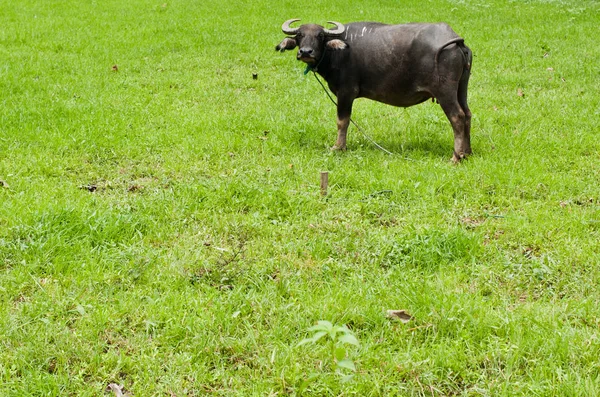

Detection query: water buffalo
xmin=275 ymin=19 xmax=473 ymax=162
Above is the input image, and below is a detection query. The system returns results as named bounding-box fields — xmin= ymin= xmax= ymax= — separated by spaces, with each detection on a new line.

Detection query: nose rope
xmin=303 ymin=52 xmax=327 ymax=75
xmin=308 ymin=70 xmax=395 ymax=156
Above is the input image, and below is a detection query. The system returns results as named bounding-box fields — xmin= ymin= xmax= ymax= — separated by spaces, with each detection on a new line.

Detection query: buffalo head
xmin=275 ymin=19 xmax=347 ymax=65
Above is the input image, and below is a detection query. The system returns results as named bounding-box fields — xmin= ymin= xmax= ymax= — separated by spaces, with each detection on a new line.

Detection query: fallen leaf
xmin=127 ymin=184 xmax=143 ymax=192
xmin=386 ymin=309 xmax=413 ymax=323
xmin=111 ymin=65 xmax=118 ymax=72
xmin=523 ymin=247 xmax=535 ymax=259
xmin=517 ymin=88 xmax=524 ymax=97
xmin=0 ymin=179 xmax=8 ymax=188
xmin=105 ymin=383 xmax=124 ymax=397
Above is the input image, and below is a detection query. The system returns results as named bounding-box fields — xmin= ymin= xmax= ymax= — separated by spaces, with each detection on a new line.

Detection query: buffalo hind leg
xmin=456 ymin=44 xmax=473 ymax=160
xmin=331 ymin=97 xmax=354 ymax=151
xmin=457 ymin=59 xmax=472 ymax=157
xmin=438 ymin=96 xmax=471 ymax=163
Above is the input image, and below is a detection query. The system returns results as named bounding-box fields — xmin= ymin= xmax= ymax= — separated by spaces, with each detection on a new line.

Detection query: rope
xmin=309 ymin=71 xmax=394 ymax=155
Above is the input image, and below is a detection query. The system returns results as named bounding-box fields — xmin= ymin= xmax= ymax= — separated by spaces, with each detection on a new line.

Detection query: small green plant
xmin=297 ymin=320 xmax=360 ymax=382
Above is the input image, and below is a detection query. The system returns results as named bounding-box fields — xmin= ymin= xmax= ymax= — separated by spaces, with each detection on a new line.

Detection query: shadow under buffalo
xmin=357 ymin=133 xmax=453 ymax=159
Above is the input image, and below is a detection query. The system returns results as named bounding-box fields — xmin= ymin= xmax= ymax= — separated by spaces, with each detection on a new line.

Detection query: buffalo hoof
xmin=451 ymin=151 xmax=471 ymax=164
xmin=330 ymin=145 xmax=347 ymax=151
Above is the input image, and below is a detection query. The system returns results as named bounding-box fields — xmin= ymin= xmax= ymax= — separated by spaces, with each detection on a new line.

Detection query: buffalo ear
xmin=275 ymin=37 xmax=297 ymax=52
xmin=326 ymin=39 xmax=347 ymax=50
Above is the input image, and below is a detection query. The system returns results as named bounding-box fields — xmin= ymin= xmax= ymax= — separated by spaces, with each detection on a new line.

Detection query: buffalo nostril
xmin=299 ymin=48 xmax=313 ymax=56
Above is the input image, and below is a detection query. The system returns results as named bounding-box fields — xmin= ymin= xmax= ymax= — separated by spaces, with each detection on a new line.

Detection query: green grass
xmin=1 ymin=0 xmax=600 ymax=395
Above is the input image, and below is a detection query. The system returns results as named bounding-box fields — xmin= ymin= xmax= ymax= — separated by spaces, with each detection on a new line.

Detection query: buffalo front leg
xmin=331 ymin=115 xmax=350 ymax=151
xmin=331 ymin=97 xmax=354 ymax=151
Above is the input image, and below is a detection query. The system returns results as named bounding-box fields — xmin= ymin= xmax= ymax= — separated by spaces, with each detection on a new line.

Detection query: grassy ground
xmin=1 ymin=0 xmax=600 ymax=395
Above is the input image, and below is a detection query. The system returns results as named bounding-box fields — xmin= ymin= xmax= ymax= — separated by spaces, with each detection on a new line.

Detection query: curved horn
xmin=282 ymin=19 xmax=301 ymax=35
xmin=323 ymin=21 xmax=345 ymax=36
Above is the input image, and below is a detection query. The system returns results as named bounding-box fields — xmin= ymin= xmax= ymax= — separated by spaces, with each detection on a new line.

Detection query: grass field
xmin=1 ymin=0 xmax=600 ymax=395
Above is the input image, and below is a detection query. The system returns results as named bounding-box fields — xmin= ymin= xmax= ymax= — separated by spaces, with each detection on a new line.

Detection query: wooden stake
xmin=320 ymin=171 xmax=329 ymax=196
